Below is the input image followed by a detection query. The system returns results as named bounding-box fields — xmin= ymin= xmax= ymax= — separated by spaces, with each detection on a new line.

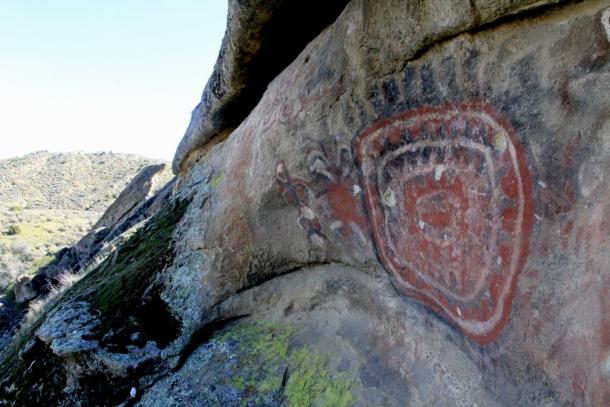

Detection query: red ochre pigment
xmin=355 ymin=100 xmax=533 ymax=344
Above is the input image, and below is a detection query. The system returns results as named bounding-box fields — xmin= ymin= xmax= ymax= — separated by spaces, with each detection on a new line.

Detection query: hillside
xmin=0 ymin=151 xmax=172 ymax=289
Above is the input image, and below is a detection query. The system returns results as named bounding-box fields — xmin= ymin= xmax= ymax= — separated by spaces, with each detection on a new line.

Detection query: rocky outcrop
xmin=0 ymin=164 xmax=174 ymax=356
xmin=172 ymin=0 xmax=351 ymax=174
xmin=2 ymin=0 xmax=610 ymax=405
xmin=93 ymin=163 xmax=168 ymax=230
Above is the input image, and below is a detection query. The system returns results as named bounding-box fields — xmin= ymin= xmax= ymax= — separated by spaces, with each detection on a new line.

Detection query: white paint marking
xmin=302 ymin=206 xmax=316 ymax=220
xmin=383 ymin=189 xmax=396 ymax=207
xmin=469 ymin=188 xmax=488 ymax=197
xmin=330 ymin=220 xmax=343 ymax=231
xmin=602 ymin=353 xmax=610 ymax=377
xmin=578 ymin=161 xmax=604 ymax=198
xmin=353 ymin=184 xmax=361 ymax=195
xmin=311 ymin=234 xmax=325 ymax=247
xmin=451 ymin=246 xmax=460 ymax=258
xmin=493 ymin=132 xmax=507 ymax=153
xmin=537 ymin=180 xmax=547 ymax=188
xmin=434 ymin=164 xmax=446 ymax=181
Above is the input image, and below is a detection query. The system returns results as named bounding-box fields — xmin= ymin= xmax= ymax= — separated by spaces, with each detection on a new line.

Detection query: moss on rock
xmin=71 ymin=198 xmax=190 ymax=351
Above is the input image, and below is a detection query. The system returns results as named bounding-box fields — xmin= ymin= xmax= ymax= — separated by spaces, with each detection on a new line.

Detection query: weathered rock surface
xmin=93 ymin=163 xmax=168 ymax=230
xmin=172 ymin=0 xmax=351 ymax=173
xmin=2 ymin=0 xmax=610 ymax=405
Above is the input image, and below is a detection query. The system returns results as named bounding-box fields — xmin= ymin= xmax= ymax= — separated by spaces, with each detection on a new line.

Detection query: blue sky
xmin=0 ymin=1 xmax=227 ymax=161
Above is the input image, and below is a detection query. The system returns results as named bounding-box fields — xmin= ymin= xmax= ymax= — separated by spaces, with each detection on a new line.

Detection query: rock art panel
xmin=276 ymin=100 xmax=533 ymax=344
xmin=276 ymin=161 xmax=325 ymax=245
xmin=355 ymin=100 xmax=533 ymax=344
xmin=276 ymin=141 xmax=370 ymax=252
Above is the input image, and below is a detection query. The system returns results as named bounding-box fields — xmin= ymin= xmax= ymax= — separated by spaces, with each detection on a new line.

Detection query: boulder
xmin=93 ymin=163 xmax=168 ymax=230
xmin=2 ymin=0 xmax=610 ymax=405
xmin=13 ymin=275 xmax=36 ymax=303
xmin=160 ymin=1 xmax=610 ymax=404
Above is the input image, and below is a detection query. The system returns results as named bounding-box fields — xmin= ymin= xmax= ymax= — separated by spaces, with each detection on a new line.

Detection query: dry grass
xmin=0 ymin=208 xmax=98 ymax=291
xmin=17 ymin=272 xmax=83 ymax=335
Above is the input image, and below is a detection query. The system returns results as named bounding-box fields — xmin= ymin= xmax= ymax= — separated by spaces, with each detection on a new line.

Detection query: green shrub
xmin=7 ymin=224 xmax=21 ymax=236
xmin=8 ymin=205 xmax=23 ymax=213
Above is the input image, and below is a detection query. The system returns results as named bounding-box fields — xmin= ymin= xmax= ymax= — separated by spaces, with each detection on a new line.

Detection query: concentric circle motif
xmin=355 ymin=101 xmax=533 ymax=344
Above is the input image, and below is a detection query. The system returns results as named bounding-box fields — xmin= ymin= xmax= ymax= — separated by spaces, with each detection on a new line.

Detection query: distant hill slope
xmin=0 ymin=151 xmax=173 ymax=288
xmin=0 ymin=151 xmax=172 ymax=212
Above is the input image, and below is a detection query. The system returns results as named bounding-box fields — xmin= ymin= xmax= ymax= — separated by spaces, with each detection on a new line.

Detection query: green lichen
xmin=232 ymin=375 xmax=246 ymax=391
xmin=286 ymin=348 xmax=352 ymax=407
xmin=210 ymin=170 xmax=225 ymax=188
xmin=215 ymin=321 xmax=293 ymax=360
xmin=215 ymin=321 xmax=294 ymax=398
xmin=211 ymin=321 xmax=353 ymax=406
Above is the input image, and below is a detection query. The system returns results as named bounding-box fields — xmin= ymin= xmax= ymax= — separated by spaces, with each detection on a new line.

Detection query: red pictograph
xmin=355 ymin=100 xmax=533 ymax=344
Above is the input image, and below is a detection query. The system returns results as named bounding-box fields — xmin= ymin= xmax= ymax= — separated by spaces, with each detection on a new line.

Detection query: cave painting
xmin=355 ymin=100 xmax=533 ymax=344
xmin=276 ymin=142 xmax=370 ymax=252
xmin=277 ymin=100 xmax=533 ymax=344
xmin=276 ymin=161 xmax=325 ymax=245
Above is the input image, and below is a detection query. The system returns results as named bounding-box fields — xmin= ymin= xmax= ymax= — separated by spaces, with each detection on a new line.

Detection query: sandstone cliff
xmin=1 ymin=1 xmax=609 ymax=405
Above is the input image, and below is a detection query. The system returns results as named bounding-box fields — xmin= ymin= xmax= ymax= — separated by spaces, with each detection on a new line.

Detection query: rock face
xmin=172 ymin=0 xmax=351 ymax=173
xmin=2 ymin=0 xmax=610 ymax=406
xmin=93 ymin=163 xmax=168 ymax=230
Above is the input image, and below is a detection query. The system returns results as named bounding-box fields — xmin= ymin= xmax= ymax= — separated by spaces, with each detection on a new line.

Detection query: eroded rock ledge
xmin=172 ymin=0 xmax=351 ymax=174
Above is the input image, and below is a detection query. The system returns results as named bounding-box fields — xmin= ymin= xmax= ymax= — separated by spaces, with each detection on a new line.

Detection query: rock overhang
xmin=172 ymin=0 xmax=352 ymax=175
